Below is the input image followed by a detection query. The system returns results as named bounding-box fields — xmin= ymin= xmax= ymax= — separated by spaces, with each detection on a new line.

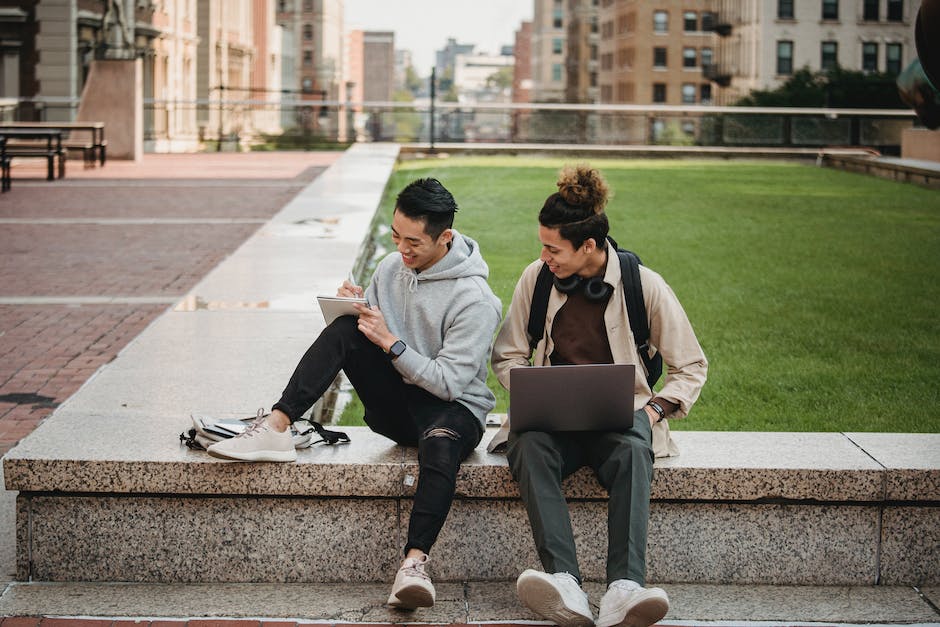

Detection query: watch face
xmin=390 ymin=340 xmax=406 ymax=357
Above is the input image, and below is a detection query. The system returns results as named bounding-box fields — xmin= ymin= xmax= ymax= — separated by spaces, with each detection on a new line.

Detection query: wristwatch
xmin=388 ymin=339 xmax=406 ymax=360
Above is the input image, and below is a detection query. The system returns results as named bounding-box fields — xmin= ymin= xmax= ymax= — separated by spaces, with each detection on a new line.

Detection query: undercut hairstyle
xmin=395 ymin=178 xmax=458 ymax=239
xmin=538 ymin=164 xmax=610 ymax=249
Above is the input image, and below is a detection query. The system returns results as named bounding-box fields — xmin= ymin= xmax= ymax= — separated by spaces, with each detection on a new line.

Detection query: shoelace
xmin=400 ymin=555 xmax=430 ymax=580
xmin=238 ymin=409 xmax=269 ymax=439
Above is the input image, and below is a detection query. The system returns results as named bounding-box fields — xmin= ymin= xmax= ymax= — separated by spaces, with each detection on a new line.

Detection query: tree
xmin=485 ymin=67 xmax=513 ymax=92
xmin=736 ymin=66 xmax=905 ymax=108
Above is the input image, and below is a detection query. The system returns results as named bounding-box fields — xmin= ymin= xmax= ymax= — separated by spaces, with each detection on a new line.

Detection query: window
xmin=822 ymin=0 xmax=838 ymax=20
xmin=553 ymin=3 xmax=564 ymax=28
xmin=886 ymin=43 xmax=902 ymax=75
xmin=303 ymin=23 xmax=312 ymax=40
xmin=821 ymin=41 xmax=838 ymax=70
xmin=682 ymin=121 xmax=696 ymax=136
xmin=553 ymin=38 xmax=563 ymax=54
xmin=304 ymin=0 xmax=313 ymax=11
xmin=701 ymin=11 xmax=716 ymax=31
xmin=302 ymin=77 xmax=313 ymax=93
xmin=862 ymin=42 xmax=878 ymax=71
xmin=684 ymin=11 xmax=697 ymax=32
xmin=778 ymin=0 xmax=794 ymax=19
xmin=863 ymin=0 xmax=879 ymax=21
xmin=682 ymin=83 xmax=695 ymax=104
xmin=654 ymin=10 xmax=668 ymax=33
xmin=887 ymin=0 xmax=903 ymax=21
xmin=653 ymin=83 xmax=666 ymax=103
xmin=303 ymin=50 xmax=313 ymax=67
xmin=601 ymin=52 xmax=613 ymax=71
xmin=653 ymin=47 xmax=667 ymax=68
xmin=683 ymin=47 xmax=697 ymax=68
xmin=278 ymin=0 xmax=288 ymax=12
xmin=777 ymin=40 xmax=793 ymax=75
xmin=700 ymin=83 xmax=712 ymax=104
xmin=552 ymin=63 xmax=563 ymax=82
xmin=701 ymin=47 xmax=713 ymax=68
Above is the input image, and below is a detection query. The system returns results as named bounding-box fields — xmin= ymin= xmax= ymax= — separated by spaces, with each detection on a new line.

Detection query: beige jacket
xmin=489 ymin=242 xmax=708 ymax=456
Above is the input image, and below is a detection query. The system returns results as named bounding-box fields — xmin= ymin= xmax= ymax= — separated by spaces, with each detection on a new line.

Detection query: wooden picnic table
xmin=0 ymin=121 xmax=106 ymax=167
xmin=0 ymin=127 xmax=65 ymax=181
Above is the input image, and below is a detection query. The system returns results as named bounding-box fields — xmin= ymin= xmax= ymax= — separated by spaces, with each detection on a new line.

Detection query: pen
xmin=348 ymin=271 xmax=369 ymax=306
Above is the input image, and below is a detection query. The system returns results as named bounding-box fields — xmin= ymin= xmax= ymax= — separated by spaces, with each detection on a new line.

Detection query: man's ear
xmin=582 ymin=237 xmax=597 ymax=254
xmin=439 ymin=228 xmax=454 ymax=245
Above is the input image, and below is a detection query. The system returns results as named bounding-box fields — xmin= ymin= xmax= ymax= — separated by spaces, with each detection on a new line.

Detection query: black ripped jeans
xmin=273 ymin=315 xmax=483 ymax=556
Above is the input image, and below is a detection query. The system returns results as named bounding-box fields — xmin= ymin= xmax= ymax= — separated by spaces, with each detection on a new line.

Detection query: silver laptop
xmin=509 ymin=363 xmax=636 ymax=433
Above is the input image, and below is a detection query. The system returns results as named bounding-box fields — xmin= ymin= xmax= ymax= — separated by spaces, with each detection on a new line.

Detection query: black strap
xmin=527 ymin=263 xmax=555 ymax=350
xmin=614 ymin=247 xmax=663 ymax=389
xmin=306 ymin=420 xmax=351 ymax=445
xmin=525 ymin=236 xmax=663 ymax=388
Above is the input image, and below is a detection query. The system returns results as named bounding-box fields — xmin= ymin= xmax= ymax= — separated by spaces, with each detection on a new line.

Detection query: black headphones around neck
xmin=553 ymin=274 xmax=612 ymax=301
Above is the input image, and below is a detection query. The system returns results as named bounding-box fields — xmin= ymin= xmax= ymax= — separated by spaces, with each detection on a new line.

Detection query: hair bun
xmin=556 ymin=164 xmax=609 ymax=214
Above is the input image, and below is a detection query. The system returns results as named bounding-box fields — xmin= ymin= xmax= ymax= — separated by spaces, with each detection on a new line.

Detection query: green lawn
xmin=341 ymin=156 xmax=940 ymax=433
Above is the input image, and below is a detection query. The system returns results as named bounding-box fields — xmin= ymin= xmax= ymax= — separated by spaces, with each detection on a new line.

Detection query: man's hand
xmin=644 ymin=404 xmax=660 ymax=428
xmin=354 ymin=303 xmax=397 ymax=352
xmin=338 ymin=279 xmax=364 ymax=299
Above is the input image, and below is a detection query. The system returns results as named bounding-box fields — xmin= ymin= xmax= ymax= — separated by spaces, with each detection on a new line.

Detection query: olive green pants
xmin=506 ymin=410 xmax=655 ymax=585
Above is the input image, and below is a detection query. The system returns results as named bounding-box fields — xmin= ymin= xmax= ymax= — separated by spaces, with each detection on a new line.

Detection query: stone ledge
xmin=6 ymin=421 xmax=939 ymax=505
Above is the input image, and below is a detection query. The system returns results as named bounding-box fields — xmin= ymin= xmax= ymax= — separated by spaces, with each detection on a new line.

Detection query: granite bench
xmin=4 ymin=423 xmax=938 ymax=586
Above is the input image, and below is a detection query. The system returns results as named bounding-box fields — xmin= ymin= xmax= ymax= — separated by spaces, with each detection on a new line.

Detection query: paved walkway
xmin=0 ymin=153 xmax=339 ymax=456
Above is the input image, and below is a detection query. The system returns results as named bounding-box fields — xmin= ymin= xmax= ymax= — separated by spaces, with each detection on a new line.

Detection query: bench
xmin=0 ymin=128 xmax=65 ymax=181
xmin=4 ymin=423 xmax=938 ymax=585
xmin=0 ymin=121 xmax=106 ymax=171
xmin=0 ymin=137 xmax=9 ymax=192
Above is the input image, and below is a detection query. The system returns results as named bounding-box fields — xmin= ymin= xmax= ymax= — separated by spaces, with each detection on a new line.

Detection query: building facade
xmin=707 ymin=0 xmax=921 ymax=104
xmin=596 ymin=0 xmax=716 ymax=105
xmin=513 ymin=20 xmax=534 ymax=103
xmin=565 ymin=0 xmax=598 ymax=103
xmin=532 ymin=0 xmax=567 ymax=101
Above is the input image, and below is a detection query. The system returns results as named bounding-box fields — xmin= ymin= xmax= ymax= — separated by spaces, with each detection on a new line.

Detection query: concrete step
xmin=0 ymin=580 xmax=938 ymax=624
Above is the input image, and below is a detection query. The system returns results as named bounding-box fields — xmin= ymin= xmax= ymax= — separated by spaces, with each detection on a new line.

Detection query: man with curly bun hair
xmin=491 ymin=165 xmax=707 ymax=627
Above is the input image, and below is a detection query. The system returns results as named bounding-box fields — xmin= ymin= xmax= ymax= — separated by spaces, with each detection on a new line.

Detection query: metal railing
xmin=6 ymin=97 xmax=919 ymax=154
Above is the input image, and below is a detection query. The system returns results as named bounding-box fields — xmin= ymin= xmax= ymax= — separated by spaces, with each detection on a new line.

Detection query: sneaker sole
xmin=387 ymin=583 xmax=435 ymax=609
xmin=518 ymin=576 xmax=593 ymax=627
xmin=598 ymin=596 xmax=669 ymax=627
xmin=206 ymin=447 xmax=297 ymax=462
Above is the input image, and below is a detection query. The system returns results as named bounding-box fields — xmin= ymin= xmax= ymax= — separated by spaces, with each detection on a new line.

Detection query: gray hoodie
xmin=365 ymin=230 xmax=502 ymax=426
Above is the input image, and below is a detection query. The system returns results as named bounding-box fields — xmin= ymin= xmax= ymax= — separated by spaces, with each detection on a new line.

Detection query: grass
xmin=340 ymin=156 xmax=940 ymax=434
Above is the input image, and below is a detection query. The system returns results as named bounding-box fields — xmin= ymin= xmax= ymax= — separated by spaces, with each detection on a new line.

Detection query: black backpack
xmin=526 ymin=236 xmax=663 ymax=389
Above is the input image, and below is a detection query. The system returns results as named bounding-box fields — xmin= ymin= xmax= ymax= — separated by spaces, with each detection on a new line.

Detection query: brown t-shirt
xmin=549 ymin=285 xmax=613 ymax=365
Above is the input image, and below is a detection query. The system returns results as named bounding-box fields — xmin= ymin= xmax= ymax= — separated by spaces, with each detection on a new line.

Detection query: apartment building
xmin=532 ymin=0 xmax=567 ymax=101
xmin=362 ymin=30 xmax=394 ymax=102
xmin=707 ymin=0 xmax=921 ymax=104
xmin=276 ymin=0 xmax=344 ymax=103
xmin=566 ymin=0 xmax=598 ymax=103
xmin=513 ymin=21 xmax=534 ymax=103
xmin=597 ymin=0 xmax=716 ymax=105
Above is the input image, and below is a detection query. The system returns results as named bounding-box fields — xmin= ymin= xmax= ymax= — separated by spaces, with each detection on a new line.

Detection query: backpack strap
xmin=527 ymin=262 xmax=554 ymax=350
xmin=614 ymin=243 xmax=663 ymax=389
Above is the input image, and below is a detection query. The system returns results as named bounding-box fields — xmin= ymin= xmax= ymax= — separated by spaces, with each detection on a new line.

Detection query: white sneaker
xmin=207 ymin=416 xmax=297 ymax=462
xmin=387 ymin=554 xmax=435 ymax=609
xmin=596 ymin=579 xmax=669 ymax=627
xmin=516 ymin=569 xmax=594 ymax=627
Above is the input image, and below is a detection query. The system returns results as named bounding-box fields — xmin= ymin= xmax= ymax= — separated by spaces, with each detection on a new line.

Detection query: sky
xmin=344 ymin=0 xmax=534 ymax=73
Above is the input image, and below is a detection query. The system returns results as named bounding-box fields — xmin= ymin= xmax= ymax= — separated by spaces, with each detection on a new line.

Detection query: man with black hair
xmin=492 ymin=166 xmax=707 ymax=627
xmin=209 ymin=178 xmax=502 ymax=610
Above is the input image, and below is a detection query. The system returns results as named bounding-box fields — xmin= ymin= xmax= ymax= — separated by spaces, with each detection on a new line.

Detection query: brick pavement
xmin=0 ymin=152 xmax=340 ymax=455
